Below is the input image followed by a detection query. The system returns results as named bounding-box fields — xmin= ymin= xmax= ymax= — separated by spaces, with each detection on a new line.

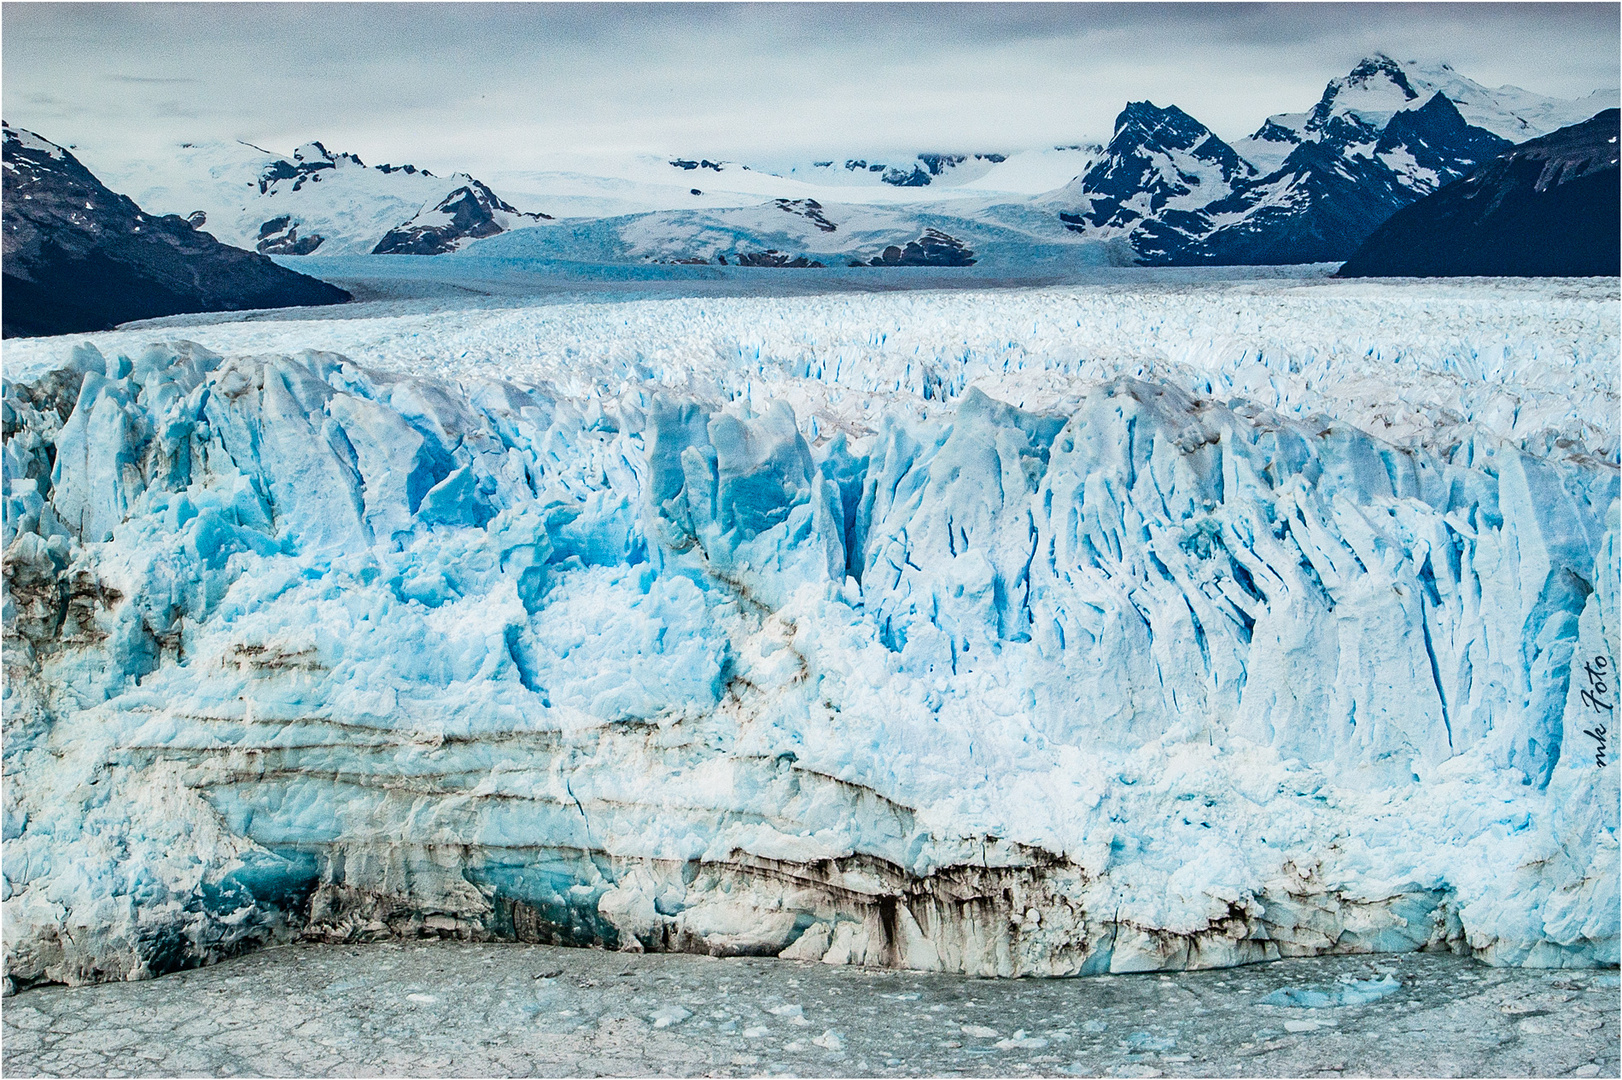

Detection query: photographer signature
xmin=1579 ymin=653 xmax=1612 ymax=769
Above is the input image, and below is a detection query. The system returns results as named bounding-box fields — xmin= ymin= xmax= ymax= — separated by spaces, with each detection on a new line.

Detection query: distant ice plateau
xmin=2 ymin=276 xmax=1618 ymax=993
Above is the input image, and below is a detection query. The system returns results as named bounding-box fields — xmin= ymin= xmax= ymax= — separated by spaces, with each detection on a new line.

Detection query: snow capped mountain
xmin=78 ymin=139 xmax=553 ymax=257
xmin=479 ymin=146 xmax=1102 ymax=220
xmin=1234 ymin=54 xmax=1620 ymax=173
xmin=372 ymin=179 xmax=552 ymax=255
xmin=1232 ymin=54 xmax=1431 ymax=175
xmin=1160 ymin=91 xmax=1512 ymax=265
xmin=1051 ymin=101 xmax=1256 ymax=237
xmin=1053 ymin=58 xmax=1523 ymax=265
xmin=49 ymin=54 xmax=1618 ymax=271
xmin=1 ymin=124 xmax=348 ymax=337
xmin=1340 ymin=109 xmax=1622 ymax=277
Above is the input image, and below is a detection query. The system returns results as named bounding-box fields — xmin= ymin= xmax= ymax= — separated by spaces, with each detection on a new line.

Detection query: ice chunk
xmin=1258 ymin=975 xmax=1402 ymax=1008
xmin=997 ymin=1030 xmax=1050 ymax=1049
xmin=650 ymin=1004 xmax=691 ymax=1028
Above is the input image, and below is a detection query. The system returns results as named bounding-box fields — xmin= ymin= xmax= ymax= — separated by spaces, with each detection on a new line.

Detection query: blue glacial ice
xmin=2 ymin=300 xmax=1618 ymax=990
xmin=1258 ymin=973 xmax=1402 ymax=1008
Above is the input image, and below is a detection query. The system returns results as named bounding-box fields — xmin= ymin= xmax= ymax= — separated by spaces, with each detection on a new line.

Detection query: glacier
xmin=2 ymin=277 xmax=1618 ymax=992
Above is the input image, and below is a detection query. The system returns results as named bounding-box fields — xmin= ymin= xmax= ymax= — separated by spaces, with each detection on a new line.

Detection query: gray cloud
xmin=4 ymin=3 xmax=1617 ymax=177
xmin=105 ymin=75 xmax=203 ymax=85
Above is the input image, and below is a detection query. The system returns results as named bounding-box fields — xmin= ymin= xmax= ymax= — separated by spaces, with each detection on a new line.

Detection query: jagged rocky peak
xmin=375 ymin=162 xmax=433 ymax=177
xmin=1308 ymin=54 xmax=1421 ymax=128
xmin=1060 ymin=101 xmax=1253 ymax=233
xmin=1374 ymin=92 xmax=1512 ymax=190
xmin=291 ymin=141 xmax=363 ymax=170
xmin=1068 ymin=58 xmax=1524 ymax=266
xmin=253 ymin=140 xmax=366 ymax=194
xmin=1234 ymin=53 xmax=1617 ymax=176
xmin=1113 ymin=100 xmax=1214 ymax=146
xmin=372 ymin=177 xmax=554 ymax=255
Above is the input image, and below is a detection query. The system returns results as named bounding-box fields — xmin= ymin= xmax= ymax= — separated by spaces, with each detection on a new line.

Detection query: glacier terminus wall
xmin=2 ymin=280 xmax=1617 ymax=991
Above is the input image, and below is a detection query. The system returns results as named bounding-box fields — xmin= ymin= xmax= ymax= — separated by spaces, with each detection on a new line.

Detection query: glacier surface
xmin=3 ymin=277 xmax=1618 ymax=991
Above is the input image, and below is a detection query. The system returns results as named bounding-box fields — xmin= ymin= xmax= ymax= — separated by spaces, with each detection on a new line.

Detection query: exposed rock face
xmin=773 ymin=199 xmax=838 ymax=233
xmin=1 ymin=124 xmax=348 ymax=338
xmin=1338 ymin=109 xmax=1621 ymax=277
xmin=255 ymin=215 xmax=325 ymax=256
xmin=371 ymin=179 xmax=553 ymax=255
xmin=860 ymin=229 xmax=975 ymax=266
xmin=729 ymin=251 xmax=826 ymax=268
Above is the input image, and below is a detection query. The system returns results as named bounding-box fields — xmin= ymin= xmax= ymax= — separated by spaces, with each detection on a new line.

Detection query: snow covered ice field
xmin=2 ymin=271 xmax=1619 ymax=1008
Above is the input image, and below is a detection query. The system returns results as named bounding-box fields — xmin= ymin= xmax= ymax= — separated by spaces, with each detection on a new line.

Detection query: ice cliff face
xmin=3 ymin=296 xmax=1618 ymax=990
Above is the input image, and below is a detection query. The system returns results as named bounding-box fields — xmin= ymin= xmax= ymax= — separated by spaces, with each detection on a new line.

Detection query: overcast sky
xmin=4 ymin=3 xmax=1618 ymax=175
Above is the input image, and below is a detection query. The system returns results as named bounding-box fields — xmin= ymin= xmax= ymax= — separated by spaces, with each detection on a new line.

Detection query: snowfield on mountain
xmin=3 ymin=273 xmax=1616 ymax=993
xmin=79 ymin=139 xmax=554 ymax=257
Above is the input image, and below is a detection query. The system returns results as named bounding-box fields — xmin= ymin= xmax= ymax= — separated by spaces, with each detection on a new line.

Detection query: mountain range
xmin=4 ymin=53 xmax=1617 ymax=319
xmin=1048 ymin=55 xmax=1597 ymax=264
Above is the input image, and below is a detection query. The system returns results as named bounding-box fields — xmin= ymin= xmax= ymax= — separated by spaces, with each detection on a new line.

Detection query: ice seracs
xmin=3 ymin=277 xmax=1616 ymax=991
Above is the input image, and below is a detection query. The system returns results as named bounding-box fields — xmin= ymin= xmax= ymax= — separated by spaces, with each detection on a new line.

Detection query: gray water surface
xmin=3 ymin=944 xmax=1617 ymax=1078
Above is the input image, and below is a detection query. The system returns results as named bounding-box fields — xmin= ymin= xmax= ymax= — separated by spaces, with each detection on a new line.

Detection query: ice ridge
xmin=2 ymin=339 xmax=1617 ymax=990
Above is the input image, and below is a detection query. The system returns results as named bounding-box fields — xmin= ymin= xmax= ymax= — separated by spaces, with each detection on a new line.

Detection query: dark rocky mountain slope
xmin=1337 ymin=109 xmax=1621 ymax=277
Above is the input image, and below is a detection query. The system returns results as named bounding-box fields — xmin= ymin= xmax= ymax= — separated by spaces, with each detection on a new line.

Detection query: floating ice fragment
xmin=651 ymin=1004 xmax=692 ymax=1028
xmin=1259 ymin=975 xmax=1401 ymax=1008
xmin=962 ymin=1024 xmax=1000 ymax=1038
xmin=996 ymin=1030 xmax=1050 ymax=1049
xmin=769 ymin=1003 xmax=810 ymax=1025
xmin=811 ymin=1030 xmax=844 ymax=1050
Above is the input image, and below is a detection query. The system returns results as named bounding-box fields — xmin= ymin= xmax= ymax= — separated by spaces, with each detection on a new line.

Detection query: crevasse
xmin=2 ymin=334 xmax=1617 ymax=991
